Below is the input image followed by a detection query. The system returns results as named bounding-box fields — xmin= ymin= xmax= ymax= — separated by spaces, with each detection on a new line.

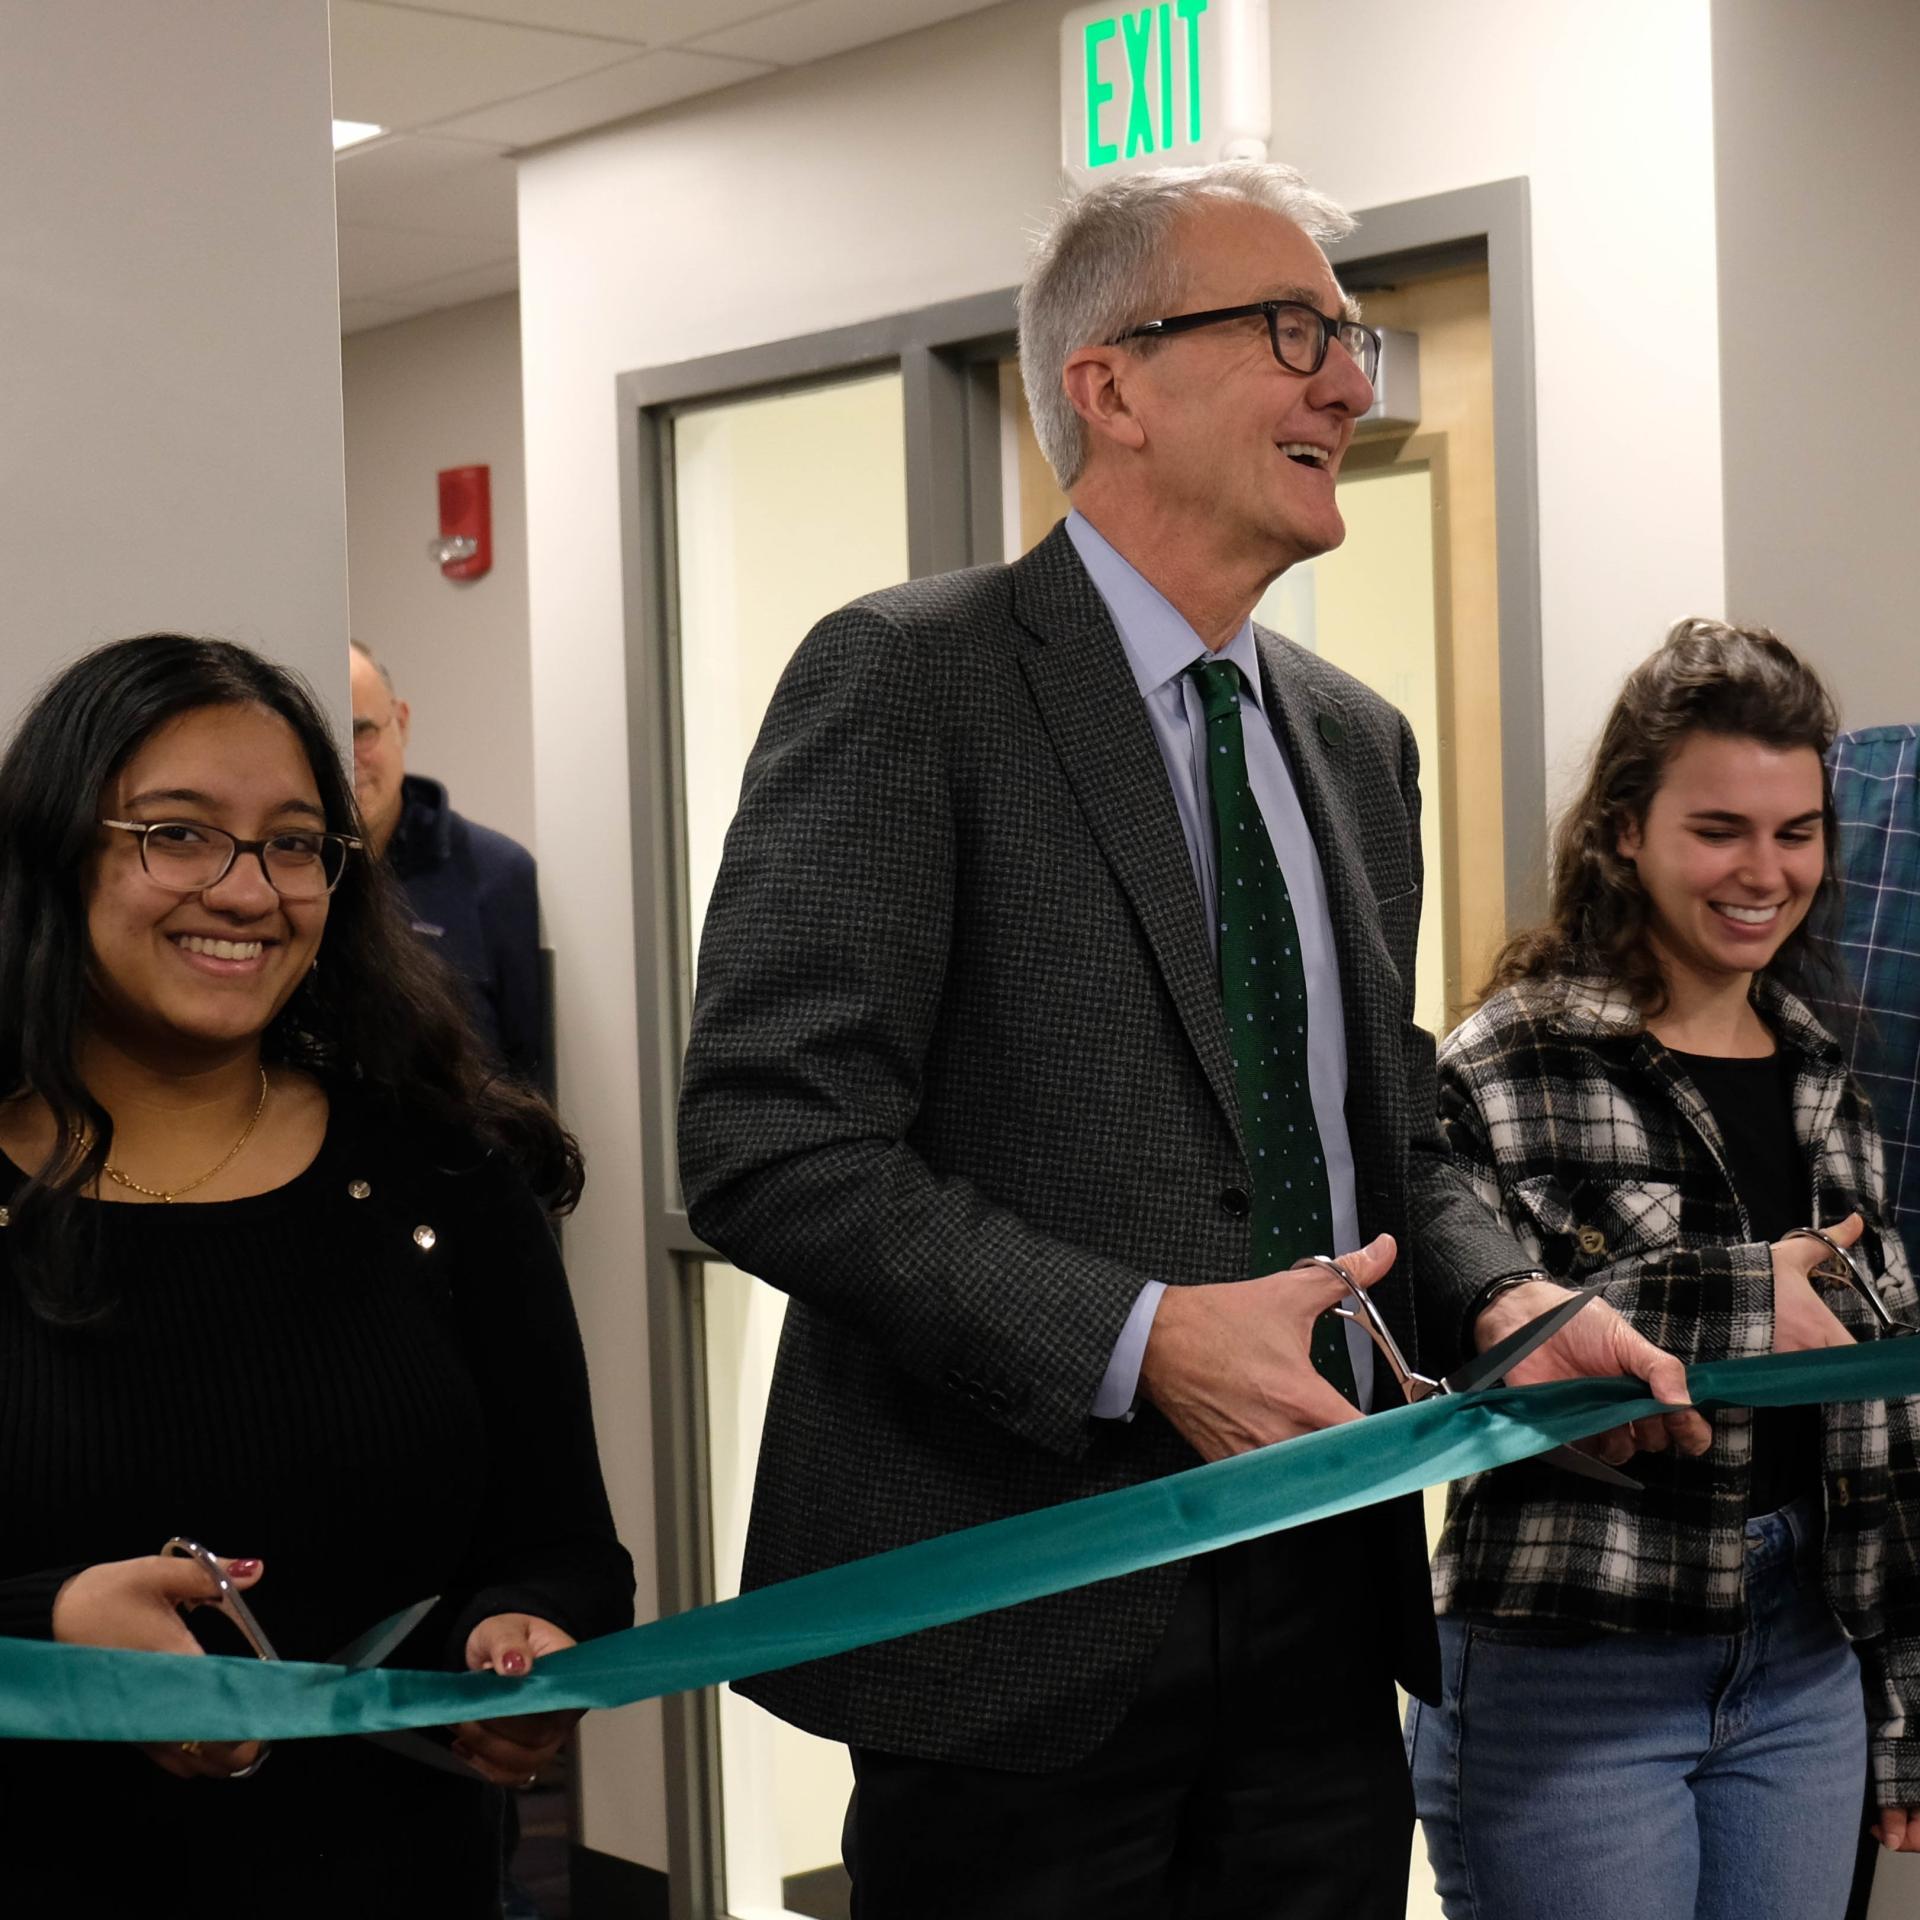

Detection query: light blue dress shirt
xmin=1067 ymin=511 xmax=1374 ymax=1414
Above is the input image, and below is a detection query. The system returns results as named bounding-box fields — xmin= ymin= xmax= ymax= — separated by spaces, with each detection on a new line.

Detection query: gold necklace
xmin=100 ymin=1069 xmax=271 ymax=1203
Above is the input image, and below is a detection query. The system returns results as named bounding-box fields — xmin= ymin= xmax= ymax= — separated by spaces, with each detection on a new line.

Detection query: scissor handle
xmin=160 ymin=1536 xmax=281 ymax=1663
xmin=1293 ymin=1254 xmax=1444 ymax=1401
xmin=158 ymin=1537 xmax=276 ymax=1777
xmin=1784 ymin=1227 xmax=1919 ymax=1335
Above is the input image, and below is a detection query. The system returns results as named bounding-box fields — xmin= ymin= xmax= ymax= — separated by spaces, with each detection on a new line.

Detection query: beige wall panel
xmin=1714 ymin=0 xmax=1920 ymax=733
xmin=1 ymin=0 xmax=348 ymax=738
xmin=342 ymin=294 xmax=536 ymax=850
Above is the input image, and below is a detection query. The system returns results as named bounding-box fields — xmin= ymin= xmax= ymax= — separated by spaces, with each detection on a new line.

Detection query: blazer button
xmin=985 ymin=1388 xmax=1009 ymax=1414
xmin=941 ymin=1368 xmax=965 ymax=1394
xmin=1219 ymin=1187 xmax=1251 ymax=1218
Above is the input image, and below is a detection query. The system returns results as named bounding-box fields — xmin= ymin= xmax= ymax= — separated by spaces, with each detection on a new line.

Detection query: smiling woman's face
xmin=1616 ymin=729 xmax=1827 ymax=995
xmin=86 ymin=702 xmax=330 ymax=1063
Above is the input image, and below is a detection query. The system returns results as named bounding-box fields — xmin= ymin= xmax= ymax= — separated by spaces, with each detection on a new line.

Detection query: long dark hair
xmin=0 ymin=634 xmax=582 ymax=1322
xmin=1487 ymin=618 xmax=1846 ymax=1019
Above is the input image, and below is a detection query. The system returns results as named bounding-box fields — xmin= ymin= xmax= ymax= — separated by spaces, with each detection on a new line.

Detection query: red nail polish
xmin=227 ymin=1559 xmax=261 ymax=1578
xmin=500 ymin=1650 xmax=528 ymax=1676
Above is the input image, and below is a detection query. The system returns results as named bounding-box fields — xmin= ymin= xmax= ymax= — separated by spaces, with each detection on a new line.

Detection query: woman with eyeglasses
xmin=1408 ymin=621 xmax=1920 ymax=1920
xmin=0 ymin=635 xmax=633 ymax=1914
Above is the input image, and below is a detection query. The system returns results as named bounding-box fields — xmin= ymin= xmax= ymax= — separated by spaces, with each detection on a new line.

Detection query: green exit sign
xmin=1061 ymin=0 xmax=1270 ymax=181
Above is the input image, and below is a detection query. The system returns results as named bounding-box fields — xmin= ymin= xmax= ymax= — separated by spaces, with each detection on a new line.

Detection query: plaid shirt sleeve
xmin=1844 ymin=1086 xmax=1920 ymax=1806
xmin=1829 ymin=725 xmax=1920 ymax=1276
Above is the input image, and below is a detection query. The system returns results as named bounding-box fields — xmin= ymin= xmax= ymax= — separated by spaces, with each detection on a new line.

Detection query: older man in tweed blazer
xmin=680 ymin=165 xmax=1682 ymax=1918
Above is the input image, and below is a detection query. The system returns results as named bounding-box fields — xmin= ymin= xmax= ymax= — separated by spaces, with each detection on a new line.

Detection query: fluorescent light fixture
xmin=332 ymin=119 xmax=385 ymax=152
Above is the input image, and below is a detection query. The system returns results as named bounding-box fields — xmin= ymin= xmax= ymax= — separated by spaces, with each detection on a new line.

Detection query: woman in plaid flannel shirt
xmin=1408 ymin=622 xmax=1920 ymax=1920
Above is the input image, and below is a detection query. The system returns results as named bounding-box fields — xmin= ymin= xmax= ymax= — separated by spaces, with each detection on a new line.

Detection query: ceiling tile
xmin=357 ymin=0 xmax=650 ymax=41
xmin=630 ymin=0 xmax=795 ymax=42
xmin=355 ymin=0 xmax=784 ymax=41
xmin=338 ymin=222 xmax=516 ymax=300
xmin=329 ymin=0 xmax=641 ymax=128
xmin=426 ymin=48 xmax=770 ymax=146
xmin=690 ymin=0 xmax=1008 ymax=67
xmin=335 ymin=136 xmax=518 ymax=242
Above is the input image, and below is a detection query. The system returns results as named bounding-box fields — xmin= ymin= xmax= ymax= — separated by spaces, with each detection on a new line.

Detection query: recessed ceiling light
xmin=332 ymin=120 xmax=385 ymax=152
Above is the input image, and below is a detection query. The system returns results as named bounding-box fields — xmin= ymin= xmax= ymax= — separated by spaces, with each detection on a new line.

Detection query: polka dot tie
xmin=1191 ymin=659 xmax=1356 ymax=1404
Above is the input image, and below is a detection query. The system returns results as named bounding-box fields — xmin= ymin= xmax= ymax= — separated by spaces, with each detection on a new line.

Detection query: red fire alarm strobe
xmin=429 ymin=464 xmax=491 ymax=580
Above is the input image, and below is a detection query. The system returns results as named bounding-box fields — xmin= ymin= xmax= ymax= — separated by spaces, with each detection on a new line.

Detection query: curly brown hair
xmin=1486 ymin=618 xmax=1843 ymax=1016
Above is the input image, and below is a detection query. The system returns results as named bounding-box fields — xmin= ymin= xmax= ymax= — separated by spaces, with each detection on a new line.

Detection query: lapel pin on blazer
xmin=1316 ymin=711 xmax=1346 ymax=747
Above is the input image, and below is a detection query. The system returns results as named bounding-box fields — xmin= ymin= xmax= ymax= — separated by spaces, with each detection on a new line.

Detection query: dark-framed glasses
xmin=101 ymin=818 xmax=361 ymax=899
xmin=350 ymin=713 xmax=396 ymax=758
xmin=1112 ymin=300 xmax=1382 ymax=386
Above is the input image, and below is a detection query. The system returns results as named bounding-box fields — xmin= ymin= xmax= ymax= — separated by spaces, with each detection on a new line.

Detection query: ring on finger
xmin=179 ymin=1740 xmax=203 ymax=1758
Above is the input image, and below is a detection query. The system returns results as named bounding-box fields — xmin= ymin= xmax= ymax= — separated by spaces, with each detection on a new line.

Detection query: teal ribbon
xmin=6 ymin=1342 xmax=1918 ymax=1745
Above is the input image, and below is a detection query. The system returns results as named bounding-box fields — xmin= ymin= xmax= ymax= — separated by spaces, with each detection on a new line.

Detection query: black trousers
xmin=845 ymin=1516 xmax=1415 ymax=1920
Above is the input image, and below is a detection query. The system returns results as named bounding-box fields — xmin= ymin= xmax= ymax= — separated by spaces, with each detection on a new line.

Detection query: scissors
xmin=1292 ymin=1258 xmax=1644 ymax=1489
xmin=162 ymin=1538 xmax=470 ymax=1778
xmin=1785 ymin=1226 xmax=1920 ymax=1336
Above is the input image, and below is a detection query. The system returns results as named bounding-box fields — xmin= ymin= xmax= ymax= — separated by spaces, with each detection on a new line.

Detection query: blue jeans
xmin=1408 ymin=1498 xmax=1867 ymax=1920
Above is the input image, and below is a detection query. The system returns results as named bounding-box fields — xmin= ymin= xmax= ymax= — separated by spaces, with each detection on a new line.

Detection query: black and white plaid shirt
xmin=1427 ymin=972 xmax=1920 ymax=1801
xmin=1830 ymin=724 xmax=1920 ymax=1275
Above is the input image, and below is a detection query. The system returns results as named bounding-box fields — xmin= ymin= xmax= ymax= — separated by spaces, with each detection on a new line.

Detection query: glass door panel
xmin=672 ymin=368 xmax=909 ymax=1918
xmin=699 ymin=1260 xmax=853 ymax=1919
xmin=1255 ymin=464 xmax=1447 ymax=1036
xmin=675 ymin=370 xmax=910 ymax=1003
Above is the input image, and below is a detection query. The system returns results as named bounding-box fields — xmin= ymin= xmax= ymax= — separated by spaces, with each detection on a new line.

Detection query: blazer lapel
xmin=1256 ymin=631 xmax=1397 ymax=961
xmin=1253 ymin=629 xmax=1401 ymax=1151
xmin=1011 ymin=528 xmax=1244 ymax=1151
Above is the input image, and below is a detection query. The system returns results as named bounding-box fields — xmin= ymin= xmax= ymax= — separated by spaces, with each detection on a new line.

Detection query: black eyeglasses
xmin=351 ymin=713 xmax=396 ymax=757
xmin=1112 ymin=300 xmax=1382 ymax=386
xmin=101 ymin=819 xmax=362 ymax=899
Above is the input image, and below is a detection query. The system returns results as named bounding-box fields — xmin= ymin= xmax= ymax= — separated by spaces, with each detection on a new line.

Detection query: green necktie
xmin=1191 ymin=658 xmax=1356 ymax=1403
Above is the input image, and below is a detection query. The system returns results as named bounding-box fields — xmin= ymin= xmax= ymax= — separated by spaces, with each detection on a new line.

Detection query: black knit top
xmin=0 ymin=1082 xmax=634 ymax=1916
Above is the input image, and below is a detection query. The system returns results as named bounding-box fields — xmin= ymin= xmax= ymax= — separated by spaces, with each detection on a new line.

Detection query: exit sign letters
xmin=1061 ymin=0 xmax=1270 ymax=183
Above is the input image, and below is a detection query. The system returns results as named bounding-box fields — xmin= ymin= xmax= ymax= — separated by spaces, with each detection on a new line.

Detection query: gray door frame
xmin=615 ymin=175 xmax=1537 ymax=1920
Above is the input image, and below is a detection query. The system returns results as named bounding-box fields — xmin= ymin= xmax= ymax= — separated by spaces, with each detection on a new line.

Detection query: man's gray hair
xmin=1016 ymin=162 xmax=1357 ymax=491
xmin=349 ymin=637 xmax=395 ymax=694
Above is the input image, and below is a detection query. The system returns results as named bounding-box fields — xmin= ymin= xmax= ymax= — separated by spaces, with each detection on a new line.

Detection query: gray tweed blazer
xmin=679 ymin=524 xmax=1494 ymax=1770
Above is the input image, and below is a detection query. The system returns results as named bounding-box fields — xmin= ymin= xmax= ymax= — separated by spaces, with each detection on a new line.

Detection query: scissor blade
xmin=1540 ymin=1442 xmax=1643 ymax=1490
xmin=1442 ymin=1278 xmax=1612 ymax=1396
xmin=330 ymin=1596 xmax=440 ymax=1672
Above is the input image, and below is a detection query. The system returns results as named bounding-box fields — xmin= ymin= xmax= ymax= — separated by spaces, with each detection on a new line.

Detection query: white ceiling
xmin=333 ymin=0 xmax=1010 ymax=333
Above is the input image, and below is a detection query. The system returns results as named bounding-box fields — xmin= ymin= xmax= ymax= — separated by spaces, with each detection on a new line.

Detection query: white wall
xmin=0 ymin=0 xmax=348 ymax=735
xmin=518 ymin=0 xmax=1727 ymax=1872
xmin=341 ymin=294 xmax=536 ymax=847
xmin=1713 ymin=0 xmax=1920 ymax=731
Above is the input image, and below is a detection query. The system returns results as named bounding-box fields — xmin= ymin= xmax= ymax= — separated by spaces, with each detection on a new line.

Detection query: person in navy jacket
xmin=350 ymin=642 xmax=547 ymax=1092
